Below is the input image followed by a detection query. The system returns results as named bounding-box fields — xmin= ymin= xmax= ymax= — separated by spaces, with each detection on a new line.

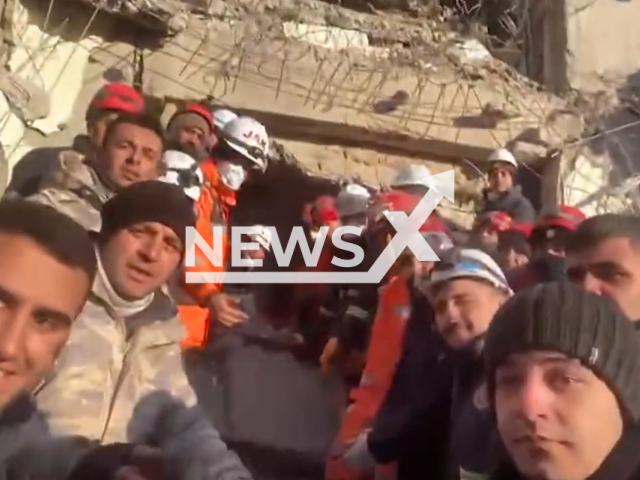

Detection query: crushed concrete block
xmin=446 ymin=39 xmax=491 ymax=65
xmin=511 ymin=141 xmax=548 ymax=164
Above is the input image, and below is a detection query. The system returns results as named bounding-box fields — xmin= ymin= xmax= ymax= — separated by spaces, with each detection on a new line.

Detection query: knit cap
xmin=484 ymin=281 xmax=640 ymax=421
xmin=100 ymin=181 xmax=196 ymax=247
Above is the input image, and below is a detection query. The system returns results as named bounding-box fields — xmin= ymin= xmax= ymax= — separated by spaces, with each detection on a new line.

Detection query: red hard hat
xmin=88 ymin=83 xmax=145 ymax=116
xmin=182 ymin=103 xmax=214 ymax=132
xmin=372 ymin=190 xmax=446 ymax=233
xmin=373 ymin=190 xmax=421 ymax=217
xmin=534 ymin=204 xmax=585 ymax=233
xmin=303 ymin=195 xmax=339 ymax=225
xmin=474 ymin=211 xmax=513 ymax=232
xmin=510 ymin=222 xmax=534 ymax=238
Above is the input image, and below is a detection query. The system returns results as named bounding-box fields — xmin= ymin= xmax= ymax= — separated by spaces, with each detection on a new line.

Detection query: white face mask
xmin=217 ymin=161 xmax=247 ymax=191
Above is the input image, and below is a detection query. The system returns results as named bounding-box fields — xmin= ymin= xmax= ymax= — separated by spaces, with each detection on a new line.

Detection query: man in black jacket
xmin=485 ymin=282 xmax=640 ymax=480
xmin=354 ymin=248 xmax=511 ymax=480
xmin=479 ymin=148 xmax=535 ymax=224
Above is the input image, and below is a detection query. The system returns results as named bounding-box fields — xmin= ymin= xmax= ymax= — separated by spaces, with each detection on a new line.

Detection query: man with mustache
xmin=33 ymin=181 xmax=252 ymax=480
xmin=485 ymin=282 xmax=640 ymax=480
xmin=8 ymin=83 xmax=146 ymax=198
xmin=28 ymin=112 xmax=165 ymax=232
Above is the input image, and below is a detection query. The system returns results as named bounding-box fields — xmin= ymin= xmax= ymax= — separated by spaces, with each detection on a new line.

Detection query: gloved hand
xmin=68 ymin=443 xmax=165 ymax=480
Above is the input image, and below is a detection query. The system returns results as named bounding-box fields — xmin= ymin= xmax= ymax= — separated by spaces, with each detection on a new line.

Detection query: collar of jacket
xmin=90 ymin=250 xmax=184 ymax=346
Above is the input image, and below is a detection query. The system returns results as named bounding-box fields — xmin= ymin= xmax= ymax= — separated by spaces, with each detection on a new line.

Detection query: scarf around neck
xmin=94 ymin=248 xmax=154 ymax=319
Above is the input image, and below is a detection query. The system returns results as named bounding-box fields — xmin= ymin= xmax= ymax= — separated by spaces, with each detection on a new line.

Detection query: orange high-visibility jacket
xmin=326 ymin=274 xmax=411 ymax=480
xmin=178 ymin=159 xmax=236 ymax=349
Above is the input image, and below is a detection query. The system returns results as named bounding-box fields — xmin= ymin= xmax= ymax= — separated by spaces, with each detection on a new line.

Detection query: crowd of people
xmin=0 ymin=81 xmax=638 ymax=480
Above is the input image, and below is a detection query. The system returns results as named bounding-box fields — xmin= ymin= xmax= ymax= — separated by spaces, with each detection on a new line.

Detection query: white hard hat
xmin=390 ymin=164 xmax=435 ymax=189
xmin=487 ymin=148 xmax=517 ymax=168
xmin=212 ymin=109 xmax=238 ymax=131
xmin=336 ymin=184 xmax=371 ymax=217
xmin=247 ymin=225 xmax=271 ymax=251
xmin=159 ymin=150 xmax=204 ymax=201
xmin=222 ymin=116 xmax=270 ymax=172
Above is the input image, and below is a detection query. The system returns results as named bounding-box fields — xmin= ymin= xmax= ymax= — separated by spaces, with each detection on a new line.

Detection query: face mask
xmin=217 ymin=161 xmax=246 ymax=191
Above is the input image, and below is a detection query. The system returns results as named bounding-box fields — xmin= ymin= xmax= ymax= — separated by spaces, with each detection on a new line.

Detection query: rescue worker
xmin=159 ymin=149 xmax=204 ymax=203
xmin=178 ymin=116 xmax=269 ymax=351
xmin=210 ymin=108 xmax=238 ymax=150
xmin=485 ymin=282 xmax=640 ymax=480
xmin=471 ymin=210 xmax=513 ymax=252
xmin=325 ymin=191 xmax=445 ymax=480
xmin=27 ymin=112 xmax=165 ymax=232
xmin=364 ymin=233 xmax=454 ymax=480
xmin=566 ymin=213 xmax=640 ymax=323
xmin=428 ymin=249 xmax=511 ymax=480
xmin=345 ymin=249 xmax=512 ymax=480
xmin=319 ymin=184 xmax=376 ymax=379
xmin=497 ymin=222 xmax=533 ymax=270
xmin=7 ymin=83 xmax=145 ymax=197
xmin=479 ymin=148 xmax=535 ymax=224
xmin=166 ymin=103 xmax=215 ymax=156
xmin=33 ymin=181 xmax=253 ymax=480
xmin=389 ymin=163 xmax=435 ymax=197
xmin=506 ymin=204 xmax=585 ymax=291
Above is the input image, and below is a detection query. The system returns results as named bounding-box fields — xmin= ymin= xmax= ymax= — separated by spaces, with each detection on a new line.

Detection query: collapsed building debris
xmin=0 ymin=0 xmax=598 ymax=229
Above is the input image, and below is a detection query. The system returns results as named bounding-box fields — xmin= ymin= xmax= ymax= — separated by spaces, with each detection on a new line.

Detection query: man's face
xmin=494 ymin=351 xmax=623 ymax=480
xmin=500 ymin=248 xmax=529 ymax=270
xmin=488 ymin=165 xmax=514 ymax=193
xmin=100 ymin=222 xmax=182 ymax=300
xmin=476 ymin=225 xmax=499 ymax=249
xmin=432 ymin=278 xmax=506 ymax=349
xmin=0 ymin=234 xmax=90 ymax=409
xmin=567 ymin=237 xmax=640 ymax=319
xmin=99 ymin=122 xmax=163 ymax=189
xmin=178 ymin=126 xmax=207 ymax=152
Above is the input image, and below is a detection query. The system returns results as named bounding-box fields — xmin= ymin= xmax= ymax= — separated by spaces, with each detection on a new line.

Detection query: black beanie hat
xmin=100 ymin=181 xmax=196 ymax=247
xmin=484 ymin=281 xmax=640 ymax=421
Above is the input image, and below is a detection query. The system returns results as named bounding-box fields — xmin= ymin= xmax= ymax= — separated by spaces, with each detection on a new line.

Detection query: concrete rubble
xmin=0 ymin=0 xmax=591 ymax=225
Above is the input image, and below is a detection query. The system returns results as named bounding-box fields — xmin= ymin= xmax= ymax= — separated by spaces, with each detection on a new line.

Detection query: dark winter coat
xmin=367 ymin=288 xmax=454 ymax=480
xmin=448 ymin=349 xmax=501 ymax=480
xmin=0 ymin=395 xmax=90 ymax=480
xmin=481 ymin=186 xmax=536 ymax=224
xmin=506 ymin=255 xmax=567 ymax=292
